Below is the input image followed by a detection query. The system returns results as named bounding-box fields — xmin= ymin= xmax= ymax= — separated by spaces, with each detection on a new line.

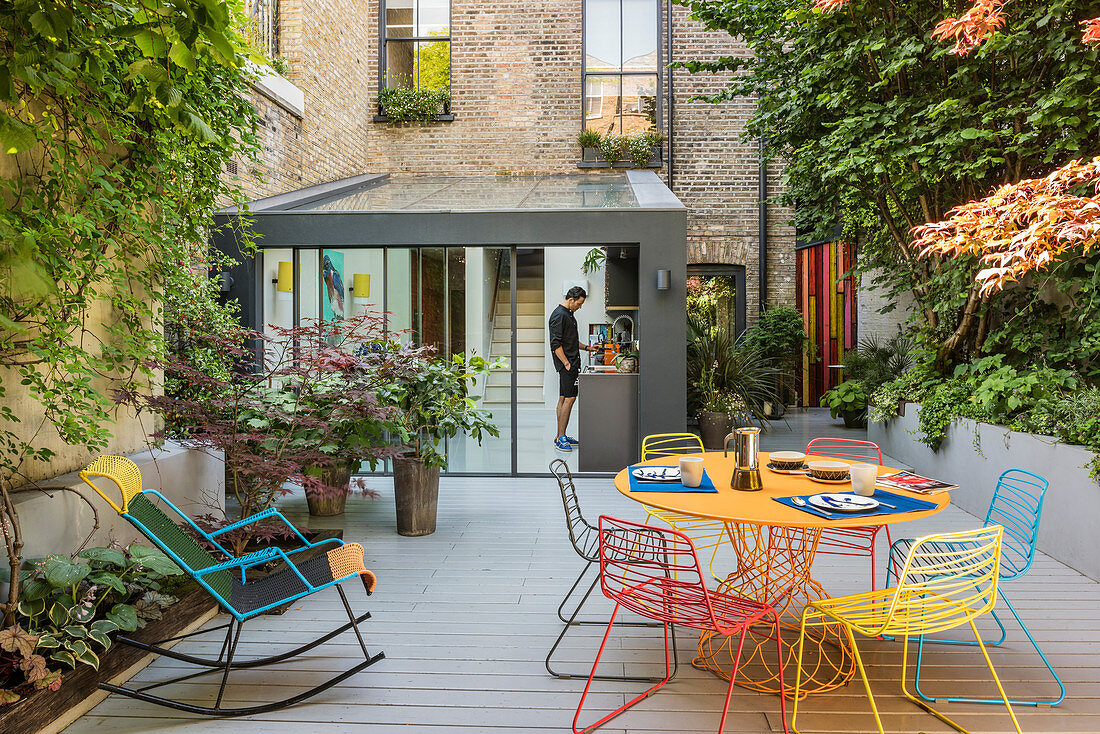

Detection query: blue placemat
xmin=628 ymin=467 xmax=718 ymax=493
xmin=772 ymin=489 xmax=939 ymax=520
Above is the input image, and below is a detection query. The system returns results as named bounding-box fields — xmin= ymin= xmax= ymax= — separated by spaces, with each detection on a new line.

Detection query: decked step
xmin=492 ymin=340 xmax=543 ymax=357
xmin=488 ymin=369 xmax=544 ymax=387
xmin=494 ymin=301 xmax=543 ymax=316
xmin=484 ymin=384 xmax=544 ymax=404
xmin=492 ymin=327 xmax=544 ymax=343
xmin=495 ymin=314 xmax=543 ymax=330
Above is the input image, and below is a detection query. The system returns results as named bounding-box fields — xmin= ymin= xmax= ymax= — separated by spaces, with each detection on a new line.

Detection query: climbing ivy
xmin=0 ymin=0 xmax=262 ymax=624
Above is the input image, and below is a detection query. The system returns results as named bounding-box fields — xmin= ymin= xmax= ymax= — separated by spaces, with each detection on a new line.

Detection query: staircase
xmin=484 ymin=251 xmax=545 ymax=404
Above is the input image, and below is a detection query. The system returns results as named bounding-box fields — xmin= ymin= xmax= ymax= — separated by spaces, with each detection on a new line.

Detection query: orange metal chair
xmin=805 ymin=438 xmax=889 ymax=590
xmin=573 ymin=516 xmax=789 ymax=734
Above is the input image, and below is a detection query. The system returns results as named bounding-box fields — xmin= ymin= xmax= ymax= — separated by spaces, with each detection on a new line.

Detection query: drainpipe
xmin=758 ymin=134 xmax=767 ymax=312
xmin=666 ymin=0 xmax=674 ymax=191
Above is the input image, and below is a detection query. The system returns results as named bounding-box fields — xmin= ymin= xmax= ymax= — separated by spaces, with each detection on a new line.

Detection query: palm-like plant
xmin=687 ymin=313 xmax=782 ymax=425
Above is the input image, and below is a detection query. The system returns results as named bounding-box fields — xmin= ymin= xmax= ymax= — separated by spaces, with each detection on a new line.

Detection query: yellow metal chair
xmin=790 ymin=525 xmax=1020 ymax=734
xmin=640 ymin=433 xmax=730 ymax=582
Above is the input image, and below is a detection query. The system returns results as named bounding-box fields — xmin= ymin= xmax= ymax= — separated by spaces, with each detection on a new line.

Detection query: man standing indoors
xmin=548 ymin=286 xmax=592 ymax=452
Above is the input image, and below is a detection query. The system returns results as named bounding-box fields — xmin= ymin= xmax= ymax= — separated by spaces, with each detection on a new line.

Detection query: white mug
xmin=849 ymin=463 xmax=879 ymax=497
xmin=679 ymin=456 xmax=704 ymax=488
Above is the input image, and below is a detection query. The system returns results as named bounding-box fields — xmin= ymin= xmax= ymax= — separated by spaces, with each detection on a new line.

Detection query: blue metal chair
xmin=885 ymin=468 xmax=1065 ymax=707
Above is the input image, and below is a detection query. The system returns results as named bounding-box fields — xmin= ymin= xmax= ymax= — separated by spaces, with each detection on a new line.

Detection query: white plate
xmin=807 ymin=474 xmax=850 ymax=485
xmin=632 ymin=467 xmax=681 ymax=482
xmin=808 ymin=493 xmax=880 ymax=513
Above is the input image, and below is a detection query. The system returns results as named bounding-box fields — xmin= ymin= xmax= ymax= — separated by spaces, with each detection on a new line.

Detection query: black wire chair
xmin=546 ymin=459 xmax=678 ymax=682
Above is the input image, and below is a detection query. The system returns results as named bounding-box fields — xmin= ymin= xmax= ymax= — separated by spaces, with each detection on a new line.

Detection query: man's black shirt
xmin=548 ymin=304 xmax=580 ymax=372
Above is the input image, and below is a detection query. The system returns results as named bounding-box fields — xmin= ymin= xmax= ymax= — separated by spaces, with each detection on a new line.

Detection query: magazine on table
xmin=875 ymin=470 xmax=959 ymax=495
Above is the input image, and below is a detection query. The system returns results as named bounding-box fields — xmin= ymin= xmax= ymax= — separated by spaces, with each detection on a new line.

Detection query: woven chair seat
xmin=229 ymin=543 xmax=377 ymax=616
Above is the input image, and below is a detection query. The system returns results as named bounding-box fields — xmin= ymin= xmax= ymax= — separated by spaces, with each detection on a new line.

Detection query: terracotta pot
xmin=393 ymin=456 xmax=440 ymax=536
xmin=698 ymin=411 xmax=734 ymax=450
xmin=304 ymin=463 xmax=351 ymax=517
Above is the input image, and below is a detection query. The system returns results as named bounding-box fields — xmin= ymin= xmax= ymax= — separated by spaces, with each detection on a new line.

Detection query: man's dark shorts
xmin=558 ymin=365 xmax=579 ymax=398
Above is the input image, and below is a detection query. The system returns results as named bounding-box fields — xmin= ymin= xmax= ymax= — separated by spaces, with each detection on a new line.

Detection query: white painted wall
xmin=857 ymin=268 xmax=914 ymax=343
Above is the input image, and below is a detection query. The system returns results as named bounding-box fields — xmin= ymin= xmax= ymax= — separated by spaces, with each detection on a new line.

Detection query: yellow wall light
xmin=352 ymin=273 xmax=370 ymax=299
xmin=276 ymin=261 xmax=294 ymax=293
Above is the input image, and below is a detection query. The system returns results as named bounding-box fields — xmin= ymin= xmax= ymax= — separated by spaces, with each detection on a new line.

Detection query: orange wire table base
xmin=693 ymin=523 xmax=856 ymax=697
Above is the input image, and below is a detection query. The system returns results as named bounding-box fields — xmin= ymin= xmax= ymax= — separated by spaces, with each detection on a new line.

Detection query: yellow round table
xmin=615 ymin=451 xmax=949 ymax=696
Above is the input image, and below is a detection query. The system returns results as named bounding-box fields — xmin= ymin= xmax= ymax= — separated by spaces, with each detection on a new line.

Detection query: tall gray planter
xmin=870 ymin=405 xmax=1100 ymax=582
xmin=393 ymin=456 xmax=440 ymax=536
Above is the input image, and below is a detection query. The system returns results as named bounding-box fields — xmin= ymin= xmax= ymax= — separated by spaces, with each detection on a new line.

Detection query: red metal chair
xmin=573 ymin=516 xmax=789 ymax=734
xmin=805 ymin=438 xmax=889 ymax=590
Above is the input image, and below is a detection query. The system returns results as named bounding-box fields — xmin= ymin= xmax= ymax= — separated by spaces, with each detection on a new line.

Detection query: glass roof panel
xmin=293 ymin=174 xmax=639 ymax=211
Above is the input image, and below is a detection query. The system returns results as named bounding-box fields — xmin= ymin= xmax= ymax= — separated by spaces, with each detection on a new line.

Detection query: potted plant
xmin=626 ymin=132 xmax=662 ymax=168
xmin=820 ymin=379 xmax=869 ymax=428
xmin=614 ymin=347 xmax=638 ymax=374
xmin=384 ymin=352 xmax=501 ymax=536
xmin=698 ymin=389 xmax=750 ymax=450
xmin=578 ymin=129 xmax=601 ymax=162
xmin=687 ymin=315 xmax=781 ymax=444
xmin=745 ymin=305 xmax=809 ymax=417
xmin=127 ymin=313 xmax=422 ymax=543
xmin=598 ymin=134 xmax=625 ymax=166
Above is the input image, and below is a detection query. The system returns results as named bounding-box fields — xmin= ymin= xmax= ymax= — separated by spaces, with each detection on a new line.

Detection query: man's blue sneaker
xmin=554 ymin=436 xmax=572 ymax=452
xmin=564 ymin=436 xmax=580 ymax=445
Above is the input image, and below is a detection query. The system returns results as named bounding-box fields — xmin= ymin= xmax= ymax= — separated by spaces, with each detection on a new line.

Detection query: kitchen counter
xmin=577 ymin=371 xmax=639 ymax=472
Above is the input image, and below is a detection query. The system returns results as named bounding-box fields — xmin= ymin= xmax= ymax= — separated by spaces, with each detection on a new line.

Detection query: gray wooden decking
xmin=62 ymin=437 xmax=1100 ymax=733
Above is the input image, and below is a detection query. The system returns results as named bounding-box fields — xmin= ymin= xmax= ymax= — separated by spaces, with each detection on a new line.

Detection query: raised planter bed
xmin=1 ymin=583 xmax=219 ymax=734
xmin=870 ymin=403 xmax=1100 ymax=582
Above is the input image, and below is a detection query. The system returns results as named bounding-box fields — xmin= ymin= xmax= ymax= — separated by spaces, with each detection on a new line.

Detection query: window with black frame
xmin=381 ymin=0 xmax=451 ymax=96
xmin=583 ymin=0 xmax=659 ymax=137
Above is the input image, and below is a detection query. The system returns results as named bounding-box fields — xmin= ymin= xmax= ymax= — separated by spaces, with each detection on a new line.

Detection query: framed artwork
xmin=321 ymin=250 xmax=345 ymax=321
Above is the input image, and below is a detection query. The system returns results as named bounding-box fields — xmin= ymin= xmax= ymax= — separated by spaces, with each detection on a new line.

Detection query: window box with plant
xmin=374 ymin=87 xmax=453 ymax=123
xmin=576 ymin=131 xmax=663 ymax=169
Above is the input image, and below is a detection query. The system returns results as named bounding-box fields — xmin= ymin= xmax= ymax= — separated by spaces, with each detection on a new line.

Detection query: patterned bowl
xmin=770 ymin=451 xmax=807 ymax=470
xmin=807 ymin=460 xmax=850 ymax=481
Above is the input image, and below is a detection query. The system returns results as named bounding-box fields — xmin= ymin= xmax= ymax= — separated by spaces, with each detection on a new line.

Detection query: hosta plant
xmin=820 ymin=379 xmax=869 ymax=418
xmin=17 ymin=545 xmax=182 ymax=672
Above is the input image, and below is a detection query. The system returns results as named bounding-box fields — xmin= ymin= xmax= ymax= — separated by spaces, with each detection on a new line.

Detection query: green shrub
xmin=842 ymin=333 xmax=913 ymax=391
xmin=577 ymin=129 xmax=601 ymax=147
xmin=378 ymin=87 xmax=449 ymax=122
xmin=598 ymin=134 xmax=625 ymax=164
xmin=626 ymin=135 xmax=655 ymax=167
xmin=820 ymin=380 xmax=868 ymax=418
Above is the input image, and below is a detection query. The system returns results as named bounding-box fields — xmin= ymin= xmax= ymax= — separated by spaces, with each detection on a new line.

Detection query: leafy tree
xmin=415 ymin=30 xmax=450 ymax=92
xmin=0 ymin=0 xmax=262 ymax=624
xmin=678 ymin=0 xmax=1100 ymax=368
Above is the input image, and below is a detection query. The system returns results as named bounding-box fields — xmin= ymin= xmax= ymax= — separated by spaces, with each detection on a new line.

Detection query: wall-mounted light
xmin=273 ymin=261 xmax=293 ymax=302
xmin=350 ymin=273 xmax=371 ymax=299
xmin=656 ymin=269 xmax=671 ymax=291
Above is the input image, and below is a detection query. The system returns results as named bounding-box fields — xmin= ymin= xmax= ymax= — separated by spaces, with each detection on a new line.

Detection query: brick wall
xmin=237 ymin=0 xmax=796 ymax=309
